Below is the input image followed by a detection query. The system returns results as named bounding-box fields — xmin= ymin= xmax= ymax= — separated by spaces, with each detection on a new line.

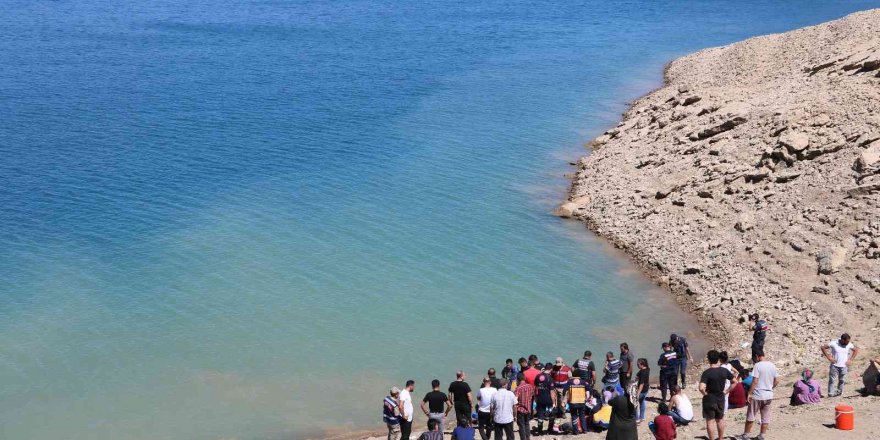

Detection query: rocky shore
xmin=326 ymin=10 xmax=880 ymax=440
xmin=561 ymin=9 xmax=880 ymax=371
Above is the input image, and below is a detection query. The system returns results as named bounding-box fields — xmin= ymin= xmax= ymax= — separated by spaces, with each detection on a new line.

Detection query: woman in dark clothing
xmin=606 ymin=392 xmax=638 ymax=440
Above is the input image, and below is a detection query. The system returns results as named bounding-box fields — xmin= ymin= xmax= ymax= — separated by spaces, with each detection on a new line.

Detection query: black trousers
xmin=477 ymin=411 xmax=493 ymax=440
xmin=620 ymin=373 xmax=631 ymax=390
xmin=494 ymin=422 xmax=514 ymax=440
xmin=516 ymin=413 xmax=531 ymax=440
xmin=454 ymin=403 xmax=472 ymax=426
xmin=660 ymin=370 xmax=678 ymax=401
xmin=399 ymin=419 xmax=412 ymax=440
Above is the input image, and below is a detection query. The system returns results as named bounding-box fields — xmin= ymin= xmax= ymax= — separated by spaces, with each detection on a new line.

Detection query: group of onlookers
xmin=382 ymin=325 xmax=872 ymax=440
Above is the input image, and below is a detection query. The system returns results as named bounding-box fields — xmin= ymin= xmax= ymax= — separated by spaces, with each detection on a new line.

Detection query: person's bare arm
xmin=821 ymin=344 xmax=834 ymax=363
xmin=468 ymin=391 xmax=474 ymax=408
xmin=848 ymin=346 xmax=860 ymax=367
xmin=698 ymin=381 xmax=707 ymax=396
xmin=399 ymin=399 xmax=407 ymax=420
xmin=747 ymin=374 xmax=758 ymax=402
xmin=772 ymin=377 xmax=779 ymax=389
xmin=421 ymin=400 xmax=429 ymax=416
xmin=445 ymin=397 xmax=452 ymax=415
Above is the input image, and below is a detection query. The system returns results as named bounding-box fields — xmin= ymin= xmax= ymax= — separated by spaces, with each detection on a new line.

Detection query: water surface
xmin=1 ymin=1 xmax=878 ymax=439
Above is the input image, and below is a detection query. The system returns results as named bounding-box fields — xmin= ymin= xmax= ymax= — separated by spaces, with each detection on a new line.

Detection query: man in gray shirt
xmin=737 ymin=350 xmax=778 ymax=440
xmin=619 ymin=342 xmax=634 ymax=390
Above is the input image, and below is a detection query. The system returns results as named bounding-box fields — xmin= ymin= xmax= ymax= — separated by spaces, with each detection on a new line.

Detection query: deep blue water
xmin=1 ymin=1 xmax=878 ymax=439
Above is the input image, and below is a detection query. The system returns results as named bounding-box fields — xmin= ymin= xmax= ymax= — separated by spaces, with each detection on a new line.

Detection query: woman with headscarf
xmin=790 ymin=369 xmax=822 ymax=405
xmin=606 ymin=391 xmax=638 ymax=440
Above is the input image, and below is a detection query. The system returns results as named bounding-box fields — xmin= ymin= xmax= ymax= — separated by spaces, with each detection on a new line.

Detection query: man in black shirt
xmin=448 ymin=371 xmax=474 ymax=425
xmin=534 ymin=363 xmax=556 ymax=434
xmin=574 ymin=351 xmax=596 ymax=387
xmin=421 ymin=379 xmax=451 ymax=431
xmin=699 ymin=350 xmax=734 ymax=440
xmin=487 ymin=368 xmax=502 ymax=389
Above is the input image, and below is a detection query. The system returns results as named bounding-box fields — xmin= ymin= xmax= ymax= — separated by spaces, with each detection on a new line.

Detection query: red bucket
xmin=835 ymin=404 xmax=854 ymax=430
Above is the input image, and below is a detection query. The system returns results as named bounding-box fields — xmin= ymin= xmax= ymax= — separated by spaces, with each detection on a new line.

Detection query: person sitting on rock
xmin=790 ymin=369 xmax=822 ymax=405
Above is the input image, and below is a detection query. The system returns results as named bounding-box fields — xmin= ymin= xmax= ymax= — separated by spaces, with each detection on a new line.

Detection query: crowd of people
xmin=381 ymin=319 xmax=871 ymax=440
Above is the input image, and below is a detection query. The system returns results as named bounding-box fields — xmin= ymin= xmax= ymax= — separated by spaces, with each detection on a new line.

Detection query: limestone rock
xmin=779 ymin=132 xmax=810 ymax=153
xmin=817 ymin=247 xmax=848 ymax=274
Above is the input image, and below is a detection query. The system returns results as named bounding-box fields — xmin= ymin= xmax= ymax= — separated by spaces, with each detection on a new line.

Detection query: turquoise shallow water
xmin=1 ymin=1 xmax=879 ymax=439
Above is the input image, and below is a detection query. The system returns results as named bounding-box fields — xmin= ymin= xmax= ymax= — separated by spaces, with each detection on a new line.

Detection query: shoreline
xmin=320 ymin=8 xmax=880 ymax=440
xmin=558 ymin=6 xmax=880 ymax=438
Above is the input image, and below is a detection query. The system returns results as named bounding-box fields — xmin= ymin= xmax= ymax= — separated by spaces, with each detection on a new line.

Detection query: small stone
xmin=682 ymin=95 xmax=702 ymax=106
xmin=684 ymin=265 xmax=702 ymax=275
xmin=817 ymin=247 xmax=848 ymax=274
xmin=735 ymin=213 xmax=756 ymax=232
xmin=779 ymin=132 xmax=810 ymax=153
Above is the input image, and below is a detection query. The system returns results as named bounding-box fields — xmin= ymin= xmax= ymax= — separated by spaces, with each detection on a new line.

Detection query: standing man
xmin=422 ymin=379 xmax=452 ymax=431
xmin=737 ymin=350 xmax=778 ymax=440
xmin=552 ymin=357 xmax=572 ymax=413
xmin=669 ymin=334 xmax=692 ymax=387
xmin=699 ymin=350 xmax=733 ymax=440
xmin=820 ymin=333 xmax=859 ymax=397
xmin=566 ymin=375 xmax=589 ymax=435
xmin=399 ymin=380 xmax=416 ymax=440
xmin=385 ymin=387 xmax=402 ymax=440
xmin=501 ymin=359 xmax=519 ymax=388
xmin=533 ymin=363 xmax=556 ymax=434
xmin=619 ymin=343 xmax=635 ymax=390
xmin=475 ymin=377 xmax=497 ymax=440
xmin=658 ymin=342 xmax=679 ymax=402
xmin=602 ymin=351 xmax=622 ymax=392
xmin=749 ymin=314 xmax=770 ymax=363
xmin=449 ymin=371 xmax=474 ymax=425
xmin=574 ymin=351 xmax=596 ymax=388
xmin=523 ymin=357 xmax=540 ymax=385
xmin=513 ymin=373 xmax=534 ymax=440
xmin=490 ymin=379 xmax=517 ymax=440
xmin=487 ymin=368 xmax=502 ymax=390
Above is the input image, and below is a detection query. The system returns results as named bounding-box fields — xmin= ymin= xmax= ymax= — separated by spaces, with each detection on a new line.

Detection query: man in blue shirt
xmin=658 ymin=342 xmax=680 ymax=402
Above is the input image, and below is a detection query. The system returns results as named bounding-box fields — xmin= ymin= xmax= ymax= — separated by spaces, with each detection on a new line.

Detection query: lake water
xmin=1 ymin=1 xmax=877 ymax=439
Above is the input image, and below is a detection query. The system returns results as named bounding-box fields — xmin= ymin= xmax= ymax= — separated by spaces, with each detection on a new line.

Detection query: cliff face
xmin=563 ymin=9 xmax=880 ymax=366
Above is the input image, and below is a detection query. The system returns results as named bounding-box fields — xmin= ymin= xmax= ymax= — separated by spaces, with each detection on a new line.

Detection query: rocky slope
xmin=561 ymin=9 xmax=880 ymax=369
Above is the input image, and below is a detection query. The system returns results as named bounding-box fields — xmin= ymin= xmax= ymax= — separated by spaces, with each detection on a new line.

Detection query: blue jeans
xmin=638 ymin=391 xmax=648 ymax=421
xmin=678 ymin=358 xmax=688 ymax=385
xmin=669 ymin=408 xmax=691 ymax=426
xmin=828 ymin=365 xmax=848 ymax=396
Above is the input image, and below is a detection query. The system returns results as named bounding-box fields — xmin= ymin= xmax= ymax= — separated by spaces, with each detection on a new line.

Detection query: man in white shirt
xmin=490 ymin=379 xmax=517 ymax=440
xmin=476 ymin=377 xmax=498 ymax=440
xmin=737 ymin=350 xmax=778 ymax=440
xmin=399 ymin=380 xmax=415 ymax=440
xmin=821 ymin=333 xmax=859 ymax=397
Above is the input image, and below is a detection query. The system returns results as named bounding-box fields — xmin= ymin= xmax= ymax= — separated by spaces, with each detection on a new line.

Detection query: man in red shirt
xmin=513 ymin=372 xmax=534 ymax=440
xmin=523 ymin=363 xmax=540 ymax=386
